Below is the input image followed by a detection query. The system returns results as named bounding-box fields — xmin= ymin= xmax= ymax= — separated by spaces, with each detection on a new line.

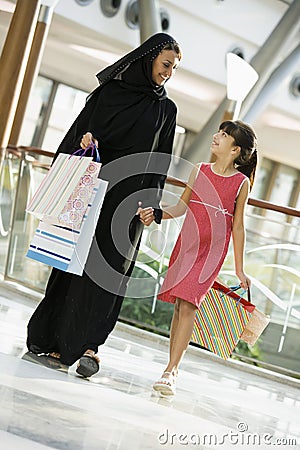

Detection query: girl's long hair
xmin=219 ymin=120 xmax=258 ymax=190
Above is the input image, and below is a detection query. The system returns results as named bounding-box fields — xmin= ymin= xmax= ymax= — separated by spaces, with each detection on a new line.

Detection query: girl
xmin=26 ymin=33 xmax=182 ymax=377
xmin=139 ymin=120 xmax=257 ymax=395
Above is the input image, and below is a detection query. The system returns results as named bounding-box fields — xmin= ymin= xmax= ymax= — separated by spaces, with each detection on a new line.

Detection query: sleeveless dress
xmin=158 ymin=163 xmax=247 ymax=308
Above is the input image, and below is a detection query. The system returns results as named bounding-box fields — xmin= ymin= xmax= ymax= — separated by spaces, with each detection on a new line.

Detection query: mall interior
xmin=0 ymin=0 xmax=299 ymax=449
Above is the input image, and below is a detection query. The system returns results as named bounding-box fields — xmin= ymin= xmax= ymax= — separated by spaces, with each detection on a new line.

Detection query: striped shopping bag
xmin=26 ymin=145 xmax=102 ymax=228
xmin=26 ymin=153 xmax=93 ymax=220
xmin=191 ymin=281 xmax=255 ymax=359
xmin=26 ymin=178 xmax=108 ymax=275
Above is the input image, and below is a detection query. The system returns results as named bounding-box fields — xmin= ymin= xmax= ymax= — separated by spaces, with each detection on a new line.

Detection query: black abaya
xmin=27 ymin=33 xmax=179 ymax=366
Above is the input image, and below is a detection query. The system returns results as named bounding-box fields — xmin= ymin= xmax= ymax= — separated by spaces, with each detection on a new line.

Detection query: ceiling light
xmin=75 ymin=0 xmax=95 ymax=5
xmin=289 ymin=74 xmax=300 ymax=98
xmin=100 ymin=0 xmax=122 ymax=17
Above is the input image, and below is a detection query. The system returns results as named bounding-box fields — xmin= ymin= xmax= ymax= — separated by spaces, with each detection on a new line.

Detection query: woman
xmin=26 ymin=33 xmax=182 ymax=377
xmin=140 ymin=120 xmax=257 ymax=396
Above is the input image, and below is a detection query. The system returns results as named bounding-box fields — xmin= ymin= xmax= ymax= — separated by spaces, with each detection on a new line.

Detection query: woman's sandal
xmin=152 ymin=371 xmax=176 ymax=396
xmin=46 ymin=352 xmax=69 ymax=370
xmin=48 ymin=352 xmax=61 ymax=360
xmin=76 ymin=350 xmax=100 ymax=378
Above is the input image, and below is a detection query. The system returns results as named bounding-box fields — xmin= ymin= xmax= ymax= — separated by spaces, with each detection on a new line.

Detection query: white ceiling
xmin=0 ymin=0 xmax=299 ymax=168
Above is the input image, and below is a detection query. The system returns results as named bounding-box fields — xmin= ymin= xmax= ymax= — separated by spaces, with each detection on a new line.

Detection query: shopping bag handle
xmin=72 ymin=142 xmax=101 ymax=162
xmin=229 ymin=285 xmax=251 ymax=303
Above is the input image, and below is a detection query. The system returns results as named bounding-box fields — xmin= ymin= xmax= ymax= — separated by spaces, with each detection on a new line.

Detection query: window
xmin=19 ymin=77 xmax=53 ymax=147
xmin=42 ymin=84 xmax=88 ymax=152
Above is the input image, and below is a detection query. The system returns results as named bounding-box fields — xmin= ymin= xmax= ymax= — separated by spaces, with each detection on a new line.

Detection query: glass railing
xmin=0 ymin=146 xmax=299 ymax=376
xmin=0 ymin=146 xmax=54 ymax=291
xmin=122 ymin=186 xmax=300 ymax=375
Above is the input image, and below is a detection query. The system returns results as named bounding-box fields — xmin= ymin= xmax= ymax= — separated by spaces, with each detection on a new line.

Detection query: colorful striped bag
xmin=191 ymin=281 xmax=255 ymax=359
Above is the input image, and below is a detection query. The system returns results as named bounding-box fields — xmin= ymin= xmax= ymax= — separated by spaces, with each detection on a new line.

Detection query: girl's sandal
xmin=76 ymin=350 xmax=100 ymax=378
xmin=153 ymin=371 xmax=176 ymax=396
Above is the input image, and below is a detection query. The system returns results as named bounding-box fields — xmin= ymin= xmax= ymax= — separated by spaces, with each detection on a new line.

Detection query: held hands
xmin=136 ymin=202 xmax=155 ymax=226
xmin=80 ymin=132 xmax=99 ymax=149
xmin=236 ymin=271 xmax=251 ymax=290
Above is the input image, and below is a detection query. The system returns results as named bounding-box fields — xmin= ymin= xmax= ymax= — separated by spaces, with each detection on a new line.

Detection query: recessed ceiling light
xmin=75 ymin=0 xmax=94 ymax=6
xmin=289 ymin=74 xmax=300 ymax=98
xmin=100 ymin=0 xmax=122 ymax=17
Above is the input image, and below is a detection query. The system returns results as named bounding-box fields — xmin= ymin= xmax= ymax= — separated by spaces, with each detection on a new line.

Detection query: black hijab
xmin=86 ymin=32 xmax=180 ymax=152
xmin=56 ymin=33 xmax=180 ymax=157
xmin=92 ymin=32 xmax=179 ymax=100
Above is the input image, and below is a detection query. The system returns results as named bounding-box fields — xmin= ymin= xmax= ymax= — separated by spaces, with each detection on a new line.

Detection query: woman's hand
xmin=236 ymin=271 xmax=251 ymax=290
xmin=80 ymin=132 xmax=99 ymax=149
xmin=137 ymin=203 xmax=155 ymax=226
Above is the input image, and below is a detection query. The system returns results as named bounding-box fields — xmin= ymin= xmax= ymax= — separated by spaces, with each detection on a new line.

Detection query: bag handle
xmin=71 ymin=142 xmax=101 ymax=163
xmin=213 ymin=280 xmax=255 ymax=312
xmin=230 ymin=284 xmax=251 ymax=303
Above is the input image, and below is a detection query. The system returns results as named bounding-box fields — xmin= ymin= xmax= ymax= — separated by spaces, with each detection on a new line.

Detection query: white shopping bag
xmin=26 ymin=178 xmax=108 ymax=275
xmin=26 ymin=153 xmax=94 ymax=220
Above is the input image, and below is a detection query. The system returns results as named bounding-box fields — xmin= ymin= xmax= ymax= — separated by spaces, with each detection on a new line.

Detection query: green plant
xmin=233 ymin=339 xmax=262 ymax=360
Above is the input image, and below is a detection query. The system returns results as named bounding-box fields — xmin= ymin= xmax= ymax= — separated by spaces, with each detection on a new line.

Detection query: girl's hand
xmin=138 ymin=204 xmax=155 ymax=226
xmin=236 ymin=271 xmax=251 ymax=290
xmin=80 ymin=132 xmax=99 ymax=149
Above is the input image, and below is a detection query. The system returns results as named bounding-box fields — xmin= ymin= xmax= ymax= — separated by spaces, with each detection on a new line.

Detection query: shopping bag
xmin=44 ymin=159 xmax=101 ymax=230
xmin=191 ymin=281 xmax=255 ymax=359
xmin=224 ymin=285 xmax=271 ymax=346
xmin=26 ymin=178 xmax=108 ymax=275
xmin=26 ymin=145 xmax=101 ymax=226
xmin=240 ymin=308 xmax=270 ymax=346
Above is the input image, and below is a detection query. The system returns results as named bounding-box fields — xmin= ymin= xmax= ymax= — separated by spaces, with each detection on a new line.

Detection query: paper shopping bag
xmin=26 ymin=153 xmax=94 ymax=221
xmin=191 ymin=281 xmax=255 ymax=359
xmin=43 ymin=160 xmax=102 ymax=230
xmin=26 ymin=178 xmax=108 ymax=275
xmin=240 ymin=308 xmax=270 ymax=345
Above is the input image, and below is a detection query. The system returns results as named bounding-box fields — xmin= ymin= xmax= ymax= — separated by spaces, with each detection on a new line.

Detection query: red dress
xmin=158 ymin=163 xmax=247 ymax=308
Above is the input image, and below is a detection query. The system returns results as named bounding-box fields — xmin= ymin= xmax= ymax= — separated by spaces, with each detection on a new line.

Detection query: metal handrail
xmin=163 ymin=176 xmax=300 ymax=218
xmin=5 ymin=145 xmax=300 ymax=218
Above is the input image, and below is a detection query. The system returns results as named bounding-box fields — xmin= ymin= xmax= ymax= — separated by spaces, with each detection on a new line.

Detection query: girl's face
xmin=211 ymin=129 xmax=238 ymax=156
xmin=151 ymin=49 xmax=179 ymax=86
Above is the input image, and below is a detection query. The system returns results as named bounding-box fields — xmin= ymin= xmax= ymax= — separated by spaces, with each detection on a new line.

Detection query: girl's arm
xmin=232 ymin=178 xmax=251 ymax=289
xmin=138 ymin=164 xmax=199 ymax=225
xmin=162 ymin=164 xmax=198 ymax=219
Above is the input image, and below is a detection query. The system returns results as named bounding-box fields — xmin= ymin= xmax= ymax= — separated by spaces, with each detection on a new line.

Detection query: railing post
xmin=3 ymin=150 xmax=25 ymax=280
xmin=9 ymin=5 xmax=55 ymax=146
xmin=0 ymin=0 xmax=40 ymax=166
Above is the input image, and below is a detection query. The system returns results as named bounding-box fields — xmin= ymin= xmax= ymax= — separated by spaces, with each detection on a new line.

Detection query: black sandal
xmin=76 ymin=351 xmax=100 ymax=378
xmin=22 ymin=352 xmax=69 ymax=372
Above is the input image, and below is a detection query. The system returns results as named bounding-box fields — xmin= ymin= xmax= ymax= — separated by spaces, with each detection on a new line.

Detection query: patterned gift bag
xmin=43 ymin=160 xmax=101 ymax=230
xmin=26 ymin=153 xmax=93 ymax=221
xmin=191 ymin=281 xmax=255 ymax=359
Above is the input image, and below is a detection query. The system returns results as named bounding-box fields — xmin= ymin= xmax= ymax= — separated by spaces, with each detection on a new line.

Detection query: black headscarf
xmin=92 ymin=32 xmax=179 ymax=100
xmin=85 ymin=32 xmax=180 ymax=153
xmin=56 ymin=32 xmax=180 ymax=158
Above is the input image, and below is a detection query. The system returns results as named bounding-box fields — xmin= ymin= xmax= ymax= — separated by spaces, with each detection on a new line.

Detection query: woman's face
xmin=151 ymin=49 xmax=179 ymax=86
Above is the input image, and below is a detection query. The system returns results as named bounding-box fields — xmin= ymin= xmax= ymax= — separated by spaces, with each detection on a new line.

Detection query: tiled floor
xmin=0 ymin=281 xmax=299 ymax=450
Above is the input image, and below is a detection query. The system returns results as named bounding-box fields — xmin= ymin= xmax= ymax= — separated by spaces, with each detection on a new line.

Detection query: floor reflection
xmin=0 ymin=283 xmax=299 ymax=450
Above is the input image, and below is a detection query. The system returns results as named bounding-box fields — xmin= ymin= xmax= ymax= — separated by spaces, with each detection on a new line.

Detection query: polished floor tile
xmin=0 ymin=282 xmax=299 ymax=449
